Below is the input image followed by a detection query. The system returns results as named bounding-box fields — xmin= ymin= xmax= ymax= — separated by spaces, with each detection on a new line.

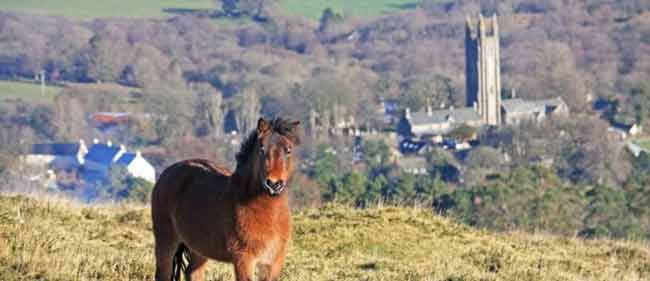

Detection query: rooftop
xmin=85 ymin=143 xmax=123 ymax=165
xmin=32 ymin=143 xmax=83 ymax=156
xmin=409 ymin=107 xmax=482 ymax=125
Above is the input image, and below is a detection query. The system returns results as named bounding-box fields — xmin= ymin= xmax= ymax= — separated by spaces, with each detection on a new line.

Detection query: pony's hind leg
xmin=186 ymin=250 xmax=208 ymax=281
xmin=154 ymin=239 xmax=179 ymax=281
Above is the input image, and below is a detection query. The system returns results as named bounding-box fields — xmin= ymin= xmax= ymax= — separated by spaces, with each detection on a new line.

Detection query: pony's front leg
xmin=233 ymin=256 xmax=256 ymax=281
xmin=261 ymin=244 xmax=287 ymax=281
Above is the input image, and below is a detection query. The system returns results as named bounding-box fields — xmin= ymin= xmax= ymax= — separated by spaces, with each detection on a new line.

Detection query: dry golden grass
xmin=1 ymin=194 xmax=650 ymax=281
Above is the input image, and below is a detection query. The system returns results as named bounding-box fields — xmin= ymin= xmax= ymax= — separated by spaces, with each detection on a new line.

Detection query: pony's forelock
xmin=235 ymin=118 xmax=300 ymax=166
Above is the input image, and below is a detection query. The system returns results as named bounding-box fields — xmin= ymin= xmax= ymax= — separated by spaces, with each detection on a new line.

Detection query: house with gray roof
xmin=399 ymin=106 xmax=483 ymax=137
xmin=502 ymin=97 xmax=568 ymax=125
xmin=24 ymin=140 xmax=88 ymax=169
xmin=84 ymin=140 xmax=126 ymax=173
xmin=398 ymin=97 xmax=569 ymax=138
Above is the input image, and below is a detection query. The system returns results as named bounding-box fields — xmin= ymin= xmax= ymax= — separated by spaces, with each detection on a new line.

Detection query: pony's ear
xmin=257 ymin=118 xmax=271 ymax=134
xmin=290 ymin=120 xmax=301 ymax=144
xmin=291 ymin=120 xmax=301 ymax=129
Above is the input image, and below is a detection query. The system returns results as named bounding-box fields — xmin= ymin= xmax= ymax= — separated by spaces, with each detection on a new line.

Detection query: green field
xmin=277 ymin=0 xmax=421 ymax=20
xmin=634 ymin=138 xmax=650 ymax=151
xmin=0 ymin=0 xmax=421 ymax=20
xmin=2 ymin=194 xmax=649 ymax=281
xmin=0 ymin=81 xmax=61 ymax=104
xmin=0 ymin=0 xmax=214 ymax=19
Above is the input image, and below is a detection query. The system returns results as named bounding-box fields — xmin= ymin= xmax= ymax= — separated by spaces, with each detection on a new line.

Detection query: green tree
xmin=100 ymin=166 xmax=154 ymax=203
xmin=334 ymin=172 xmax=367 ymax=204
xmin=310 ymin=145 xmax=340 ymax=201
xmin=581 ymin=185 xmax=641 ymax=239
xmin=362 ymin=174 xmax=388 ymax=204
xmin=385 ymin=173 xmax=417 ymax=202
xmin=364 ymin=140 xmax=391 ymax=171
xmin=614 ymin=82 xmax=650 ymax=126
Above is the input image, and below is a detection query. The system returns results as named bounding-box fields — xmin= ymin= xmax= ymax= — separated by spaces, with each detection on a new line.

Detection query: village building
xmin=395 ymin=156 xmax=429 ymax=175
xmin=114 ymin=151 xmax=156 ymax=183
xmin=399 ymin=139 xmax=429 ymax=155
xmin=24 ymin=140 xmax=88 ymax=169
xmin=608 ymin=123 xmax=643 ymax=141
xmin=82 ymin=139 xmax=156 ymax=184
xmin=399 ymin=14 xmax=569 ymax=139
xmin=22 ymin=139 xmax=156 ymax=189
xmin=398 ymin=106 xmax=483 ymax=137
xmin=501 ymin=97 xmax=569 ymax=125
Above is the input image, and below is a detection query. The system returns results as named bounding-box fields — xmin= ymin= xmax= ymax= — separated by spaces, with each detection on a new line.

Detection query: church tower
xmin=465 ymin=14 xmax=501 ymax=126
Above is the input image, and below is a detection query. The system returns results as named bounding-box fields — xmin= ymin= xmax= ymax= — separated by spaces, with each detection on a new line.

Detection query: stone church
xmin=400 ymin=14 xmax=568 ymax=138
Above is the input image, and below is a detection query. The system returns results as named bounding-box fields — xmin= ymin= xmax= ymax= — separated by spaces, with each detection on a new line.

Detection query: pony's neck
xmin=233 ymin=149 xmax=263 ymax=200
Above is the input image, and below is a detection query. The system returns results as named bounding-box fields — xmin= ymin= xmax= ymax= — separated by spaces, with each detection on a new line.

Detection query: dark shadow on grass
xmin=359 ymin=262 xmax=378 ymax=270
xmin=386 ymin=2 xmax=420 ymax=10
xmin=162 ymin=8 xmax=215 ymax=17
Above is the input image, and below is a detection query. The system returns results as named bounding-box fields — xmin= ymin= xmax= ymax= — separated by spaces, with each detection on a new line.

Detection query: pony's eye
xmin=285 ymin=148 xmax=291 ymax=155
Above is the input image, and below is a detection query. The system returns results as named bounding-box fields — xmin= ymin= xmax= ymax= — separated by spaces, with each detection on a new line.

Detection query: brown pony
xmin=151 ymin=117 xmax=301 ymax=281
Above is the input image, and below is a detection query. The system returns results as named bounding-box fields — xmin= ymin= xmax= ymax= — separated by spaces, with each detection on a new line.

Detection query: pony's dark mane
xmin=235 ymin=118 xmax=300 ymax=167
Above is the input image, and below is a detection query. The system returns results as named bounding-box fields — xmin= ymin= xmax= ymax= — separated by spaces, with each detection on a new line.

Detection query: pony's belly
xmin=172 ymin=203 xmax=234 ymax=262
xmin=178 ymin=229 xmax=232 ymax=261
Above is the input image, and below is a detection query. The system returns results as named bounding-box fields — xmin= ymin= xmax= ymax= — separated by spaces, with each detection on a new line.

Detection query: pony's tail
xmin=171 ymin=243 xmax=190 ymax=281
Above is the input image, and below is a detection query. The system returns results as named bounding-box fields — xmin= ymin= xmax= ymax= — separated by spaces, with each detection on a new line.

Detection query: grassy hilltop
xmin=0 ymin=81 xmax=61 ymax=104
xmin=1 ymin=195 xmax=649 ymax=281
xmin=0 ymin=0 xmax=422 ymax=20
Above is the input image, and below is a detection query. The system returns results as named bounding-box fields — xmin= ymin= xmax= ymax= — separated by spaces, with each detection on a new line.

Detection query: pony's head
xmin=254 ymin=117 xmax=300 ymax=196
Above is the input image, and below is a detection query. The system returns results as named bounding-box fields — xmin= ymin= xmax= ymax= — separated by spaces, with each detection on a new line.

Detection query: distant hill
xmin=0 ymin=0 xmax=422 ymax=20
xmin=0 ymin=0 xmax=214 ymax=20
xmin=1 ymin=194 xmax=648 ymax=280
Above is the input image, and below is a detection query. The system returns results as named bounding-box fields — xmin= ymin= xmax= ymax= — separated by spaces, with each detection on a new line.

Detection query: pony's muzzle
xmin=263 ymin=179 xmax=285 ymax=196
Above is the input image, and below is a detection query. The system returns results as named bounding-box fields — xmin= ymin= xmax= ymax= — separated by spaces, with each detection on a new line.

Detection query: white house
xmin=115 ymin=151 xmax=156 ymax=183
xmin=82 ymin=140 xmax=156 ymax=184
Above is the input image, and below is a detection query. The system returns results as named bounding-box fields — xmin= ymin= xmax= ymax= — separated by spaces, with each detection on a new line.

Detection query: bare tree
xmin=234 ymin=87 xmax=261 ymax=134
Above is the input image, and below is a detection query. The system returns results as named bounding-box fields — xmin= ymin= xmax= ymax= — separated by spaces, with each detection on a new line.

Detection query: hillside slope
xmin=1 ymin=195 xmax=649 ymax=281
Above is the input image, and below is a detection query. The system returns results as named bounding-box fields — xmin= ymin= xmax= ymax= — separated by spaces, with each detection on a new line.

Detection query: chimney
xmin=106 ymin=140 xmax=112 ymax=147
xmin=120 ymin=144 xmax=126 ymax=152
xmin=511 ymin=88 xmax=516 ymax=98
xmin=426 ymin=105 xmax=433 ymax=116
xmin=136 ymin=150 xmax=142 ymax=157
xmin=473 ymin=102 xmax=478 ymax=111
xmin=405 ymin=108 xmax=411 ymax=120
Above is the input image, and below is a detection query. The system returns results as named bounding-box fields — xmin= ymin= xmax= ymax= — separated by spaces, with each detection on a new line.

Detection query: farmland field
xmin=634 ymin=138 xmax=650 ymax=151
xmin=0 ymin=81 xmax=61 ymax=104
xmin=276 ymin=0 xmax=421 ymax=20
xmin=0 ymin=0 xmax=214 ymax=19
xmin=0 ymin=0 xmax=423 ymax=20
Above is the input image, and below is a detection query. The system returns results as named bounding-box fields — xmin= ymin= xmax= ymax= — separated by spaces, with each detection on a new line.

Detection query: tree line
xmin=0 ymin=0 xmax=649 ymax=238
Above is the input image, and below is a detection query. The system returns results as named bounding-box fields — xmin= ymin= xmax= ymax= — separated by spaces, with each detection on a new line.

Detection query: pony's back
xmin=152 ymin=159 xmax=231 ymax=212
